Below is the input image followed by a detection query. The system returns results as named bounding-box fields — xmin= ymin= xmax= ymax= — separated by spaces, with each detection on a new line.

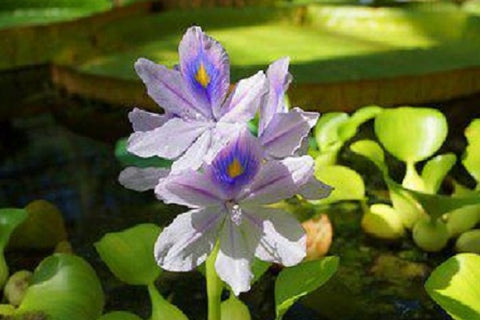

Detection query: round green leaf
xmin=98 ymin=311 xmax=143 ymax=320
xmin=374 ymin=107 xmax=448 ymax=163
xmin=350 ymin=140 xmax=387 ymax=174
xmin=221 ymin=295 xmax=251 ymax=320
xmin=463 ymin=119 xmax=480 ymax=183
xmin=314 ymin=113 xmax=349 ymax=152
xmin=421 ymin=153 xmax=457 ymax=194
xmin=456 ymin=230 xmax=480 ymax=254
xmin=95 ymin=223 xmax=162 ymax=286
xmin=16 ymin=253 xmax=104 ymax=320
xmin=362 ymin=204 xmax=405 ymax=240
xmin=425 ymin=253 xmax=480 ymax=320
xmin=337 ymin=105 xmax=382 ymax=142
xmin=148 ymin=283 xmax=188 ymax=320
xmin=275 ymin=257 xmax=339 ymax=320
xmin=313 ymin=165 xmax=365 ymax=204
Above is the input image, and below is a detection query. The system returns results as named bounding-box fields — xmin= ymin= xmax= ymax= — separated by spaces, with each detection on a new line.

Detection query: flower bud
xmin=412 ymin=216 xmax=449 ymax=252
xmin=4 ymin=270 xmax=32 ymax=306
xmin=302 ymin=214 xmax=333 ymax=260
xmin=455 ymin=229 xmax=480 ymax=254
xmin=362 ymin=204 xmax=405 ymax=240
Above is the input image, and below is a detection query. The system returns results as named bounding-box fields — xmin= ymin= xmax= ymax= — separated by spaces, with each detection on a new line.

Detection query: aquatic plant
xmin=116 ymin=25 xmax=336 ymax=320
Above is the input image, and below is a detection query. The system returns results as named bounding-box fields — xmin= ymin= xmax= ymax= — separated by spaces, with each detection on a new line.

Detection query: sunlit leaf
xmin=425 ymin=253 xmax=480 ymax=320
xmin=313 ymin=165 xmax=365 ymax=204
xmin=421 ymin=153 xmax=457 ymax=194
xmin=412 ymin=216 xmax=449 ymax=252
xmin=463 ymin=119 xmax=480 ymax=184
xmin=350 ymin=140 xmax=388 ymax=174
xmin=16 ymin=253 xmax=104 ymax=320
xmin=337 ymin=105 xmax=382 ymax=141
xmin=95 ymin=223 xmax=162 ymax=286
xmin=98 ymin=311 xmax=143 ymax=320
xmin=275 ymin=257 xmax=339 ymax=320
xmin=361 ymin=204 xmax=405 ymax=240
xmin=446 ymin=205 xmax=480 ymax=238
xmin=314 ymin=113 xmax=349 ymax=152
xmin=148 ymin=283 xmax=188 ymax=320
xmin=374 ymin=107 xmax=448 ymax=163
xmin=455 ymin=230 xmax=480 ymax=254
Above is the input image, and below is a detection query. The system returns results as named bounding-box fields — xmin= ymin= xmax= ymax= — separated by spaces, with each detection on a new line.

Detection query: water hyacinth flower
xmin=154 ymin=130 xmax=330 ymax=295
xmin=126 ymin=26 xmax=267 ymax=175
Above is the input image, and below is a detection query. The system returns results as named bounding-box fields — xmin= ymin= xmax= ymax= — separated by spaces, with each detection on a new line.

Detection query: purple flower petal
xmin=135 ymin=58 xmax=208 ymax=120
xmin=155 ymin=170 xmax=225 ymax=208
xmin=207 ymin=130 xmax=262 ymax=198
xmin=298 ymin=176 xmax=333 ymax=200
xmin=118 ymin=167 xmax=169 ymax=192
xmin=259 ymin=57 xmax=292 ymax=134
xmin=171 ymin=130 xmax=212 ymax=174
xmin=127 ymin=118 xmax=209 ymax=159
xmin=215 ymin=218 xmax=256 ymax=295
xmin=240 ymin=156 xmax=314 ymax=204
xmin=128 ymin=108 xmax=170 ymax=132
xmin=154 ymin=206 xmax=225 ymax=271
xmin=179 ymin=26 xmax=230 ymax=118
xmin=242 ymin=204 xmax=306 ymax=266
xmin=219 ymin=71 xmax=267 ymax=123
xmin=260 ymin=108 xmax=319 ymax=159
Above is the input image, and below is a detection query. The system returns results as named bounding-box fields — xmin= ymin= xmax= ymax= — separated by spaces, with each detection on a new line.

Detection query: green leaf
xmin=361 ymin=204 xmax=405 ymax=240
xmin=350 ymin=140 xmax=388 ymax=174
xmin=221 ymin=295 xmax=251 ymax=320
xmin=463 ymin=119 xmax=480 ymax=184
xmin=148 ymin=283 xmax=188 ymax=320
xmin=251 ymin=259 xmax=271 ymax=284
xmin=314 ymin=113 xmax=349 ymax=152
xmin=421 ymin=153 xmax=457 ymax=194
xmin=425 ymin=253 xmax=480 ymax=320
xmin=374 ymin=107 xmax=448 ymax=163
xmin=388 ymin=182 xmax=426 ymax=229
xmin=9 ymin=200 xmax=68 ymax=250
xmin=95 ymin=223 xmax=162 ymax=286
xmin=0 ymin=208 xmax=28 ymax=288
xmin=337 ymin=105 xmax=382 ymax=142
xmin=313 ymin=165 xmax=365 ymax=204
xmin=16 ymin=253 xmax=104 ymax=320
xmin=275 ymin=257 xmax=339 ymax=320
xmin=115 ymin=138 xmax=172 ymax=169
xmin=456 ymin=230 xmax=480 ymax=254
xmin=98 ymin=311 xmax=143 ymax=320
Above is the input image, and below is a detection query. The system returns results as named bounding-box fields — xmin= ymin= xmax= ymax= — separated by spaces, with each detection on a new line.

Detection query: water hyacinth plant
xmin=118 ymin=26 xmax=335 ymax=320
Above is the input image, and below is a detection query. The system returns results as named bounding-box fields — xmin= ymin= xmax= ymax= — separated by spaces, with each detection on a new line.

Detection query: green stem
xmin=148 ymin=282 xmax=187 ymax=320
xmin=403 ymin=162 xmax=425 ymax=192
xmin=206 ymin=242 xmax=223 ymax=320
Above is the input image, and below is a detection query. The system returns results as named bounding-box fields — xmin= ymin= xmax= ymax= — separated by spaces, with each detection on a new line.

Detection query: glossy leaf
xmin=221 ymin=295 xmax=251 ymax=320
xmin=350 ymin=140 xmax=387 ymax=174
xmin=98 ymin=311 xmax=143 ymax=320
xmin=463 ymin=119 xmax=480 ymax=184
xmin=446 ymin=205 xmax=480 ymax=238
xmin=374 ymin=107 xmax=448 ymax=163
xmin=361 ymin=204 xmax=405 ymax=240
xmin=313 ymin=165 xmax=365 ymax=204
xmin=95 ymin=223 xmax=162 ymax=286
xmin=412 ymin=216 xmax=449 ymax=252
xmin=456 ymin=230 xmax=480 ymax=254
xmin=337 ymin=105 xmax=382 ymax=142
xmin=16 ymin=254 xmax=104 ymax=320
xmin=388 ymin=182 xmax=426 ymax=229
xmin=9 ymin=200 xmax=68 ymax=250
xmin=148 ymin=283 xmax=188 ymax=320
xmin=421 ymin=153 xmax=457 ymax=194
xmin=275 ymin=256 xmax=339 ymax=320
xmin=314 ymin=113 xmax=349 ymax=152
xmin=425 ymin=253 xmax=480 ymax=320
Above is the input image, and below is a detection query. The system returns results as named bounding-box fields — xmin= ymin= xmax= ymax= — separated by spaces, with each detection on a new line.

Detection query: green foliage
xmin=455 ymin=230 xmax=480 ymax=254
xmin=463 ymin=119 xmax=480 ymax=186
xmin=0 ymin=208 xmax=28 ymax=288
xmin=374 ymin=107 xmax=448 ymax=164
xmin=115 ymin=138 xmax=172 ymax=169
xmin=98 ymin=311 xmax=143 ymax=320
xmin=361 ymin=204 xmax=405 ymax=240
xmin=425 ymin=253 xmax=480 ymax=320
xmin=221 ymin=295 xmax=251 ymax=320
xmin=275 ymin=257 xmax=339 ymax=320
xmin=148 ymin=283 xmax=188 ymax=320
xmin=421 ymin=153 xmax=457 ymax=194
xmin=313 ymin=165 xmax=365 ymax=205
xmin=95 ymin=223 xmax=162 ymax=286
xmin=16 ymin=253 xmax=104 ymax=320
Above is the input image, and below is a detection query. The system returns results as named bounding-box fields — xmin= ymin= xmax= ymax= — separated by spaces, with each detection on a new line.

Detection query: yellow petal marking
xmin=227 ymin=158 xmax=244 ymax=178
xmin=195 ymin=63 xmax=210 ymax=88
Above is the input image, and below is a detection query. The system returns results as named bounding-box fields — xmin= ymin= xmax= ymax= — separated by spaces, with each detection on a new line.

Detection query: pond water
xmin=3 ymin=93 xmax=478 ymax=319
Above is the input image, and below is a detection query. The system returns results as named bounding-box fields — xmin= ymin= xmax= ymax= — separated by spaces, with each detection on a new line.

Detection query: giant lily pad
xmin=425 ymin=253 xmax=480 ymax=320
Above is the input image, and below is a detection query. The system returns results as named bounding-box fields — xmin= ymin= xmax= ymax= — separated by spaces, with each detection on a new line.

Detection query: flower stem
xmin=206 ymin=242 xmax=223 ymax=320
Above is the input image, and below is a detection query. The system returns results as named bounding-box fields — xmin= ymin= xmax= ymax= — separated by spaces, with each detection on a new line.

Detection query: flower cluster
xmin=119 ymin=26 xmax=331 ymax=295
